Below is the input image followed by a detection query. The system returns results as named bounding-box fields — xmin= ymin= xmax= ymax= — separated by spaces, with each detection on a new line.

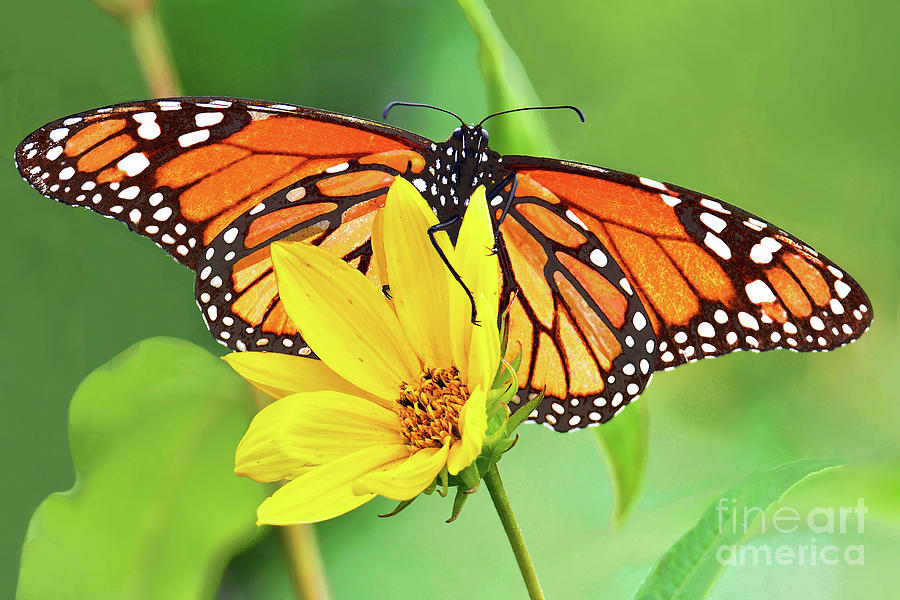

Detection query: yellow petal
xmin=450 ymin=186 xmax=502 ymax=390
xmin=235 ymin=391 xmax=404 ymax=482
xmin=270 ymin=241 xmax=419 ymax=401
xmin=382 ymin=178 xmax=456 ymax=368
xmin=353 ymin=443 xmax=450 ymax=500
xmin=256 ymin=444 xmax=410 ymax=525
xmin=223 ymin=351 xmax=388 ymax=407
xmin=447 ymin=385 xmax=487 ymax=475
xmin=371 ymin=204 xmax=389 ymax=288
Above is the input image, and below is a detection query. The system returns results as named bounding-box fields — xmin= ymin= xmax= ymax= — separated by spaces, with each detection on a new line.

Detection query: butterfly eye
xmin=451 ymin=126 xmax=464 ymax=141
xmin=477 ymin=127 xmax=489 ymax=144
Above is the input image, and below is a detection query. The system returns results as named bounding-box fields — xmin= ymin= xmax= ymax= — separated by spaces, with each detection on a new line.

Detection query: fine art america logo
xmin=716 ymin=498 xmax=867 ymax=566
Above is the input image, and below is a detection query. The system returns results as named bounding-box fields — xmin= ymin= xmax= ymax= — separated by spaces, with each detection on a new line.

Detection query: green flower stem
xmin=249 ymin=389 xmax=332 ymax=600
xmin=124 ymin=4 xmax=182 ymax=96
xmin=484 ymin=465 xmax=545 ymax=600
xmin=280 ymin=524 xmax=332 ymax=600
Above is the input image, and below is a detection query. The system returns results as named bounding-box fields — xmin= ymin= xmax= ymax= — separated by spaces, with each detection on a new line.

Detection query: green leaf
xmin=456 ymin=0 xmax=557 ymax=156
xmin=775 ymin=457 xmax=900 ymax=524
xmin=592 ymin=399 xmax=650 ymax=529
xmin=505 ymin=391 xmax=543 ymax=435
xmin=634 ymin=459 xmax=841 ymax=600
xmin=17 ymin=337 xmax=267 ymax=600
xmin=446 ymin=486 xmax=471 ymax=523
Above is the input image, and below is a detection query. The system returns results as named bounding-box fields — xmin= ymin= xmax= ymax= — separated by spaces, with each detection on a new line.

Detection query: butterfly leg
xmin=381 ymin=285 xmax=392 ymax=299
xmin=428 ymin=217 xmax=479 ymax=325
xmin=487 ymin=172 xmax=519 ymax=254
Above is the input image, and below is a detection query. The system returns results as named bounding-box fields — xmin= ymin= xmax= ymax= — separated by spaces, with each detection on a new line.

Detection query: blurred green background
xmin=2 ymin=0 xmax=897 ymax=598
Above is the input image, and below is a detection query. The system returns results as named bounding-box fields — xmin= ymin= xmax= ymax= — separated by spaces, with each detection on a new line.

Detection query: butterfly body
xmin=16 ymin=97 xmax=872 ymax=432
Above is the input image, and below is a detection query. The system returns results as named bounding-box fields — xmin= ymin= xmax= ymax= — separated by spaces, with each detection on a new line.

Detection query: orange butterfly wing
xmin=493 ymin=174 xmax=656 ymax=430
xmin=17 ymin=101 xmax=873 ymax=432
xmin=497 ymin=157 xmax=872 ymax=430
xmin=15 ymin=97 xmax=430 ymax=348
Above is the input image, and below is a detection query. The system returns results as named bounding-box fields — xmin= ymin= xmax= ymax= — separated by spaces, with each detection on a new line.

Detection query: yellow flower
xmin=225 ymin=178 xmax=502 ymax=525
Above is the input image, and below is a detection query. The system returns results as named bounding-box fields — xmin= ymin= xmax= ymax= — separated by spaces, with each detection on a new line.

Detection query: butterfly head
xmin=449 ymin=125 xmax=490 ymax=155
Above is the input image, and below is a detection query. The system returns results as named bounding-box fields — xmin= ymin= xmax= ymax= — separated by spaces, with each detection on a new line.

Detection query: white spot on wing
xmin=699 ymin=212 xmax=727 ymax=233
xmin=633 ymin=312 xmax=647 ymax=331
xmin=699 ymin=199 xmax=731 ymax=214
xmin=565 ymin=210 xmax=588 ymax=230
xmin=639 ymin=177 xmax=667 ymax=191
xmin=195 ymin=112 xmax=224 ymax=127
xmin=829 ymin=298 xmax=844 ymax=315
xmin=745 ymin=280 xmax=776 ymax=304
xmin=697 ymin=322 xmax=715 ymax=337
xmin=117 ymin=152 xmax=150 ymax=176
xmin=178 ymin=129 xmax=210 ymax=147
xmin=745 ymin=217 xmax=767 ymax=231
xmin=834 ymin=280 xmax=851 ymax=299
xmin=153 ymin=206 xmax=172 ymax=221
xmin=49 ymin=127 xmax=69 ymax=142
xmin=738 ymin=311 xmax=759 ymax=330
xmin=133 ymin=112 xmax=161 ymax=140
xmin=223 ymin=227 xmax=239 ymax=244
xmin=118 ymin=186 xmax=140 ymax=200
xmin=704 ymin=232 xmax=732 ymax=259
xmin=661 ymin=194 xmax=680 ymax=206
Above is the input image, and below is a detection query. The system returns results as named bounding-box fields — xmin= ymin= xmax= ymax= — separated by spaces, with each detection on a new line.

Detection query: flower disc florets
xmin=398 ymin=367 xmax=470 ymax=450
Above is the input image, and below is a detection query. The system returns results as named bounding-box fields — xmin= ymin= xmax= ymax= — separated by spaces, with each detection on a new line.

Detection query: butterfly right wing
xmin=505 ymin=158 xmax=872 ymax=370
xmin=495 ymin=155 xmax=871 ymax=431
xmin=16 ymin=97 xmax=434 ymax=351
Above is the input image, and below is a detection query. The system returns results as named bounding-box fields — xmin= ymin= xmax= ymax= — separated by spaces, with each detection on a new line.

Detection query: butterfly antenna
xmin=382 ymin=101 xmax=466 ymax=126
xmin=477 ymin=105 xmax=585 ymax=128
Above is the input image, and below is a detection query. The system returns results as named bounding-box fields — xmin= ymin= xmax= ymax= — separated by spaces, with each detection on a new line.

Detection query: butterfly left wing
xmin=497 ymin=155 xmax=872 ymax=431
xmin=15 ymin=97 xmax=432 ymax=350
xmin=195 ymin=158 xmax=429 ymax=353
xmin=492 ymin=171 xmax=658 ymax=430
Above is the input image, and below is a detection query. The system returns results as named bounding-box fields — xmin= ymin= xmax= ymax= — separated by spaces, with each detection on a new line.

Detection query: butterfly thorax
xmin=422 ymin=126 xmax=506 ymax=237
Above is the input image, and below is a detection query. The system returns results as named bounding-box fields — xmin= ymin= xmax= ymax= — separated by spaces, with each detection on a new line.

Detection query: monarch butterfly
xmin=15 ymin=97 xmax=872 ymax=432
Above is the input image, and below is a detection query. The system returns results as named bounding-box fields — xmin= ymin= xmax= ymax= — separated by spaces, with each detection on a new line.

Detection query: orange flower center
xmin=397 ymin=366 xmax=470 ymax=450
